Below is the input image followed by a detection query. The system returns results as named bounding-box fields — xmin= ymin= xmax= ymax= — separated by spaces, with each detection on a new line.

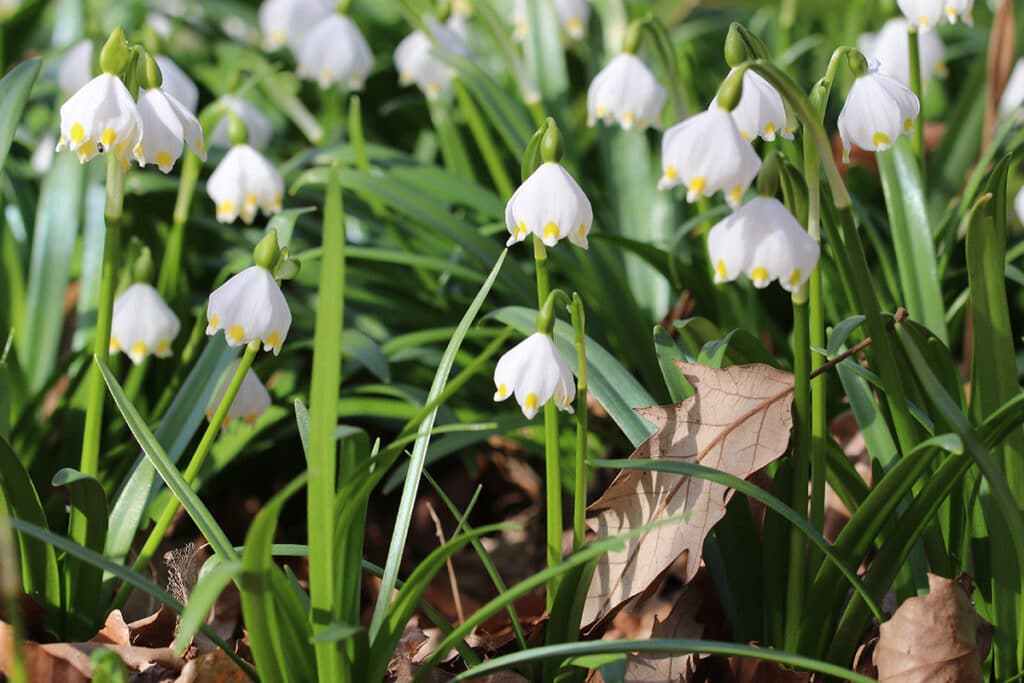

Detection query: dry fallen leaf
xmin=584 ymin=363 xmax=794 ymax=626
xmin=874 ymin=573 xmax=983 ymax=683
xmin=174 ymin=648 xmax=248 ymax=683
xmin=727 ymin=655 xmax=808 ymax=683
xmin=621 ymin=588 xmax=703 ymax=682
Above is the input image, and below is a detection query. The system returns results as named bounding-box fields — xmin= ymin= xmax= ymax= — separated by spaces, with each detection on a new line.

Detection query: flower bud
xmin=622 ymin=20 xmax=642 ymax=55
xmin=715 ymin=67 xmax=746 ymax=112
xmin=139 ymin=52 xmax=163 ymax=90
xmin=227 ymin=111 xmax=248 ymax=146
xmin=539 ymin=117 xmax=564 ymax=163
xmin=99 ymin=27 xmax=130 ymax=75
xmin=847 ymin=50 xmax=869 ymax=78
xmin=254 ymin=229 xmax=281 ymax=271
xmin=724 ymin=23 xmax=748 ymax=68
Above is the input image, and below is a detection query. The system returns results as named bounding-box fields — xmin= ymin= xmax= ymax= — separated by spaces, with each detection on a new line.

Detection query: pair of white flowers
xmin=896 ymin=0 xmax=973 ymax=28
xmin=513 ymin=0 xmax=589 ymax=42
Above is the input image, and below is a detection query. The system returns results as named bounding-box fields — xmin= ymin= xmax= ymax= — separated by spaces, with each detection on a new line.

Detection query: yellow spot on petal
xmin=70 ymin=123 xmax=86 ymax=144
xmin=109 ymin=336 xmax=121 ymax=352
xmin=751 ymin=266 xmax=769 ymax=284
xmin=426 ymin=82 xmax=441 ymax=99
xmin=320 ymin=69 xmax=333 ymax=84
xmin=525 ymin=393 xmax=539 ymax=411
xmin=78 ymin=141 xmax=97 ymax=160
xmin=903 ymin=118 xmax=913 ymax=132
xmin=788 ymin=269 xmax=802 ymax=286
xmin=729 ymin=186 xmax=742 ymax=202
xmin=566 ymin=17 xmax=583 ymax=36
xmin=227 ymin=325 xmax=245 ymax=343
xmin=945 ymin=6 xmax=955 ymax=17
xmin=596 ymin=105 xmax=607 ymax=117
xmin=266 ymin=332 xmax=282 ymax=349
xmin=244 ymin=193 xmax=257 ymax=208
xmin=130 ymin=341 xmax=147 ymax=359
xmin=218 ymin=200 xmax=235 ymax=217
xmin=765 ymin=122 xmax=776 ymax=136
xmin=687 ymin=176 xmax=707 ymax=197
xmin=578 ymin=223 xmax=586 ymax=237
xmin=497 ymin=383 xmax=507 ymax=398
xmin=209 ymin=313 xmax=219 ymax=330
xmin=244 ymin=413 xmax=259 ymax=425
xmin=872 ymin=131 xmax=891 ymax=148
xmin=516 ymin=221 xmax=528 ymax=237
xmin=919 ymin=14 xmax=929 ymax=26
xmin=741 ymin=131 xmax=751 ymax=142
xmin=196 ymin=139 xmax=206 ymax=155
xmin=155 ymin=151 xmax=172 ymax=168
xmin=622 ymin=111 xmax=635 ymax=126
xmin=543 ymin=222 xmax=560 ymax=240
xmin=664 ymin=165 xmax=677 ymax=180
xmin=270 ymin=29 xmax=287 ymax=45
xmin=100 ymin=128 xmax=117 ymax=147
xmin=715 ymin=260 xmax=728 ymax=280
xmin=156 ymin=339 xmax=170 ymax=355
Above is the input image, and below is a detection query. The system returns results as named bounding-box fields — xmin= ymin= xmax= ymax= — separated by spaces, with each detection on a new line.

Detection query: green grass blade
xmin=97 ymin=358 xmax=237 ymax=562
xmin=0 ymin=59 xmax=40 ymax=174
xmin=51 ymin=468 xmax=107 ymax=639
xmin=653 ymin=326 xmax=694 ymax=402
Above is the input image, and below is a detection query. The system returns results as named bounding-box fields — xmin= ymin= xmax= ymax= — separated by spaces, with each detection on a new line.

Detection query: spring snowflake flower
xmin=394 ymin=18 xmax=469 ymax=100
xmin=56 ymin=73 xmax=143 ymax=166
xmin=154 ymin=55 xmax=199 ymax=114
xmin=859 ymin=18 xmax=945 ymax=88
xmin=587 ymin=54 xmax=667 ymax=131
xmin=710 ymin=68 xmax=793 ymax=142
xmin=999 ymin=59 xmax=1024 ymax=117
xmin=658 ymin=107 xmax=761 ymax=207
xmin=493 ymin=332 xmax=575 ymax=419
xmin=296 ymin=14 xmax=373 ymax=90
xmin=136 ymin=87 xmax=206 ymax=173
xmin=207 ymin=362 xmax=272 ymax=427
xmin=210 ymin=96 xmax=273 ymax=150
xmin=505 ymin=162 xmax=593 ymax=248
xmin=259 ymin=0 xmax=333 ymax=52
xmin=109 ymin=283 xmax=181 ymax=364
xmin=943 ymin=0 xmax=974 ymax=23
xmin=57 ymin=39 xmax=94 ymax=94
xmin=207 ymin=144 xmax=283 ymax=223
xmin=207 ymin=265 xmax=291 ymax=354
xmin=837 ymin=60 xmax=920 ymax=163
xmin=707 ymin=197 xmax=819 ymax=292
xmin=513 ymin=0 xmax=589 ymax=41
xmin=897 ymin=0 xmax=973 ymax=28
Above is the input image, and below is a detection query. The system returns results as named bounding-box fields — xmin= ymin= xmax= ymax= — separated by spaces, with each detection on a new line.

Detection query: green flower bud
xmin=139 ymin=51 xmax=163 ymax=90
xmin=227 ymin=111 xmax=248 ymax=146
xmin=847 ymin=50 xmax=869 ymax=79
xmin=622 ymin=20 xmax=642 ymax=55
xmin=724 ymin=23 xmax=748 ymax=68
xmin=254 ymin=229 xmax=281 ymax=271
xmin=539 ymin=117 xmax=564 ymax=163
xmin=131 ymin=245 xmax=154 ymax=284
xmin=715 ymin=67 xmax=745 ymax=112
xmin=99 ymin=27 xmax=131 ymax=75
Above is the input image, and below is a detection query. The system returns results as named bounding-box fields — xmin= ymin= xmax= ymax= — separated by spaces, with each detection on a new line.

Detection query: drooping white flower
xmin=209 ymin=96 xmax=273 ymax=150
xmin=505 ymin=162 xmax=593 ymax=248
xmin=999 ymin=59 xmax=1024 ymax=117
xmin=858 ymin=18 xmax=946 ymax=88
xmin=707 ymin=197 xmax=819 ymax=292
xmin=154 ymin=55 xmax=199 ymax=114
xmin=710 ymin=68 xmax=793 ymax=142
xmin=658 ymin=107 xmax=761 ymax=207
xmin=56 ymin=73 xmax=143 ymax=166
xmin=296 ymin=14 xmax=374 ymax=90
xmin=587 ymin=54 xmax=667 ymax=131
xmin=896 ymin=0 xmax=947 ymax=28
xmin=837 ymin=60 xmax=920 ymax=163
xmin=135 ymin=87 xmax=206 ymax=172
xmin=943 ymin=0 xmax=974 ymax=23
xmin=57 ymin=39 xmax=94 ymax=94
xmin=513 ymin=0 xmax=589 ymax=41
xmin=110 ymin=283 xmax=181 ymax=364
xmin=206 ymin=265 xmax=292 ymax=354
xmin=259 ymin=0 xmax=333 ymax=52
xmin=1015 ymin=185 xmax=1024 ymax=226
xmin=394 ymin=18 xmax=469 ymax=100
xmin=207 ymin=362 xmax=272 ymax=427
xmin=206 ymin=144 xmax=283 ymax=223
xmin=493 ymin=332 xmax=575 ymax=419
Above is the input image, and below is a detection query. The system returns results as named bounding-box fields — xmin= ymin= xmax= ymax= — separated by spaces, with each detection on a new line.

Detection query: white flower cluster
xmin=858 ymin=18 xmax=946 ymax=88
xmin=513 ymin=0 xmax=589 ymax=41
xmin=896 ymin=0 xmax=973 ymax=29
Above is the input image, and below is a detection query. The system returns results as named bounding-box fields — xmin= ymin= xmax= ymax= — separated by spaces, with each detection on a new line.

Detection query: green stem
xmin=0 ymin=510 xmax=27 ymax=683
xmin=79 ymin=154 xmax=125 ymax=479
xmin=453 ymin=80 xmax=515 ymax=199
xmin=309 ymin=166 xmax=347 ymax=678
xmin=113 ymin=340 xmax=259 ymax=610
xmin=570 ymin=295 xmax=588 ymax=552
xmin=785 ymin=299 xmax=811 ymax=651
xmin=640 ymin=16 xmax=687 ymax=120
xmin=907 ymin=27 xmax=925 ymax=186
xmin=157 ymin=150 xmax=201 ymax=301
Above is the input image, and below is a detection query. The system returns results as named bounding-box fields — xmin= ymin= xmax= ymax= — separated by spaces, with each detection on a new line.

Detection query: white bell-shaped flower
xmin=513 ymin=0 xmax=589 ymax=41
xmin=587 ymin=54 xmax=667 ymax=131
xmin=505 ymin=162 xmax=593 ymax=248
xmin=896 ymin=0 xmax=947 ymax=28
xmin=207 ymin=362 xmax=272 ymax=427
xmin=658 ymin=107 xmax=761 ymax=208
xmin=837 ymin=60 xmax=920 ymax=163
xmin=109 ymin=283 xmax=181 ymax=364
xmin=259 ymin=0 xmax=333 ymax=52
xmin=707 ymin=197 xmax=819 ymax=292
xmin=56 ymin=73 xmax=143 ymax=166
xmin=154 ymin=55 xmax=199 ymax=114
xmin=394 ymin=18 xmax=469 ymax=100
xmin=944 ymin=0 xmax=974 ymax=23
xmin=210 ymin=96 xmax=273 ymax=150
xmin=858 ymin=18 xmax=946 ymax=88
xmin=1015 ymin=185 xmax=1024 ymax=226
xmin=710 ymin=68 xmax=793 ymax=142
xmin=58 ymin=39 xmax=94 ymax=94
xmin=493 ymin=332 xmax=575 ymax=419
xmin=207 ymin=144 xmax=284 ymax=224
xmin=999 ymin=59 xmax=1024 ymax=117
xmin=206 ymin=265 xmax=292 ymax=354
xmin=136 ymin=87 xmax=206 ymax=173
xmin=296 ymin=14 xmax=374 ymax=90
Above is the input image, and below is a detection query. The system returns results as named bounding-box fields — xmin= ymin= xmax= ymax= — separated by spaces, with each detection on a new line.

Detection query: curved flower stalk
xmin=658 ymin=107 xmax=761 ymax=207
xmin=109 ymin=283 xmax=181 ymax=364
xmin=206 ymin=144 xmax=284 ymax=223
xmin=259 ymin=0 xmax=333 ymax=52
xmin=587 ymin=54 xmax=667 ymax=131
xmin=154 ymin=55 xmax=199 ymax=113
xmin=711 ymin=67 xmax=793 ymax=142
xmin=505 ymin=161 xmax=593 ymax=248
xmin=837 ymin=59 xmax=920 ymax=162
xmin=206 ymin=362 xmax=272 ymax=427
xmin=858 ymin=18 xmax=945 ymax=88
xmin=296 ymin=13 xmax=373 ymax=90
xmin=494 ymin=332 xmax=575 ymax=419
xmin=394 ymin=17 xmax=469 ymax=100
xmin=209 ymin=96 xmax=274 ymax=150
xmin=57 ymin=39 xmax=94 ymax=94
xmin=513 ymin=0 xmax=589 ymax=41
xmin=707 ymin=196 xmax=820 ymax=292
xmin=207 ymin=264 xmax=292 ymax=354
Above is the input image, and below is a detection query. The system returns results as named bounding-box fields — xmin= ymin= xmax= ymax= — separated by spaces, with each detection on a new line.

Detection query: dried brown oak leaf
xmin=874 ymin=573 xmax=983 ymax=683
xmin=583 ymin=362 xmax=794 ymax=626
xmin=620 ymin=588 xmax=703 ymax=682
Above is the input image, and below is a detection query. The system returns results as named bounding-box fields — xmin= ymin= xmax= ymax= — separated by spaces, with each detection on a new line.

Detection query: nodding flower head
xmin=295 ymin=14 xmax=374 ymax=90
xmin=56 ymin=73 xmax=143 ymax=167
xmin=394 ymin=18 xmax=469 ymax=100
xmin=493 ymin=332 xmax=575 ymax=419
xmin=206 ymin=265 xmax=292 ymax=355
xmin=505 ymin=162 xmax=593 ymax=249
xmin=207 ymin=361 xmax=272 ymax=428
xmin=711 ymin=68 xmax=793 ymax=143
xmin=206 ymin=144 xmax=284 ymax=224
xmin=858 ymin=18 xmax=946 ymax=88
xmin=837 ymin=59 xmax=920 ymax=163
xmin=110 ymin=283 xmax=181 ymax=364
xmin=587 ymin=54 xmax=667 ymax=131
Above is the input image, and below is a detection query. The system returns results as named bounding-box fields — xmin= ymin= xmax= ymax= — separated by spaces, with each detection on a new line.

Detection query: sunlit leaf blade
xmin=52 ymin=467 xmax=107 ymax=639
xmin=0 ymin=59 xmax=40 ymax=175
